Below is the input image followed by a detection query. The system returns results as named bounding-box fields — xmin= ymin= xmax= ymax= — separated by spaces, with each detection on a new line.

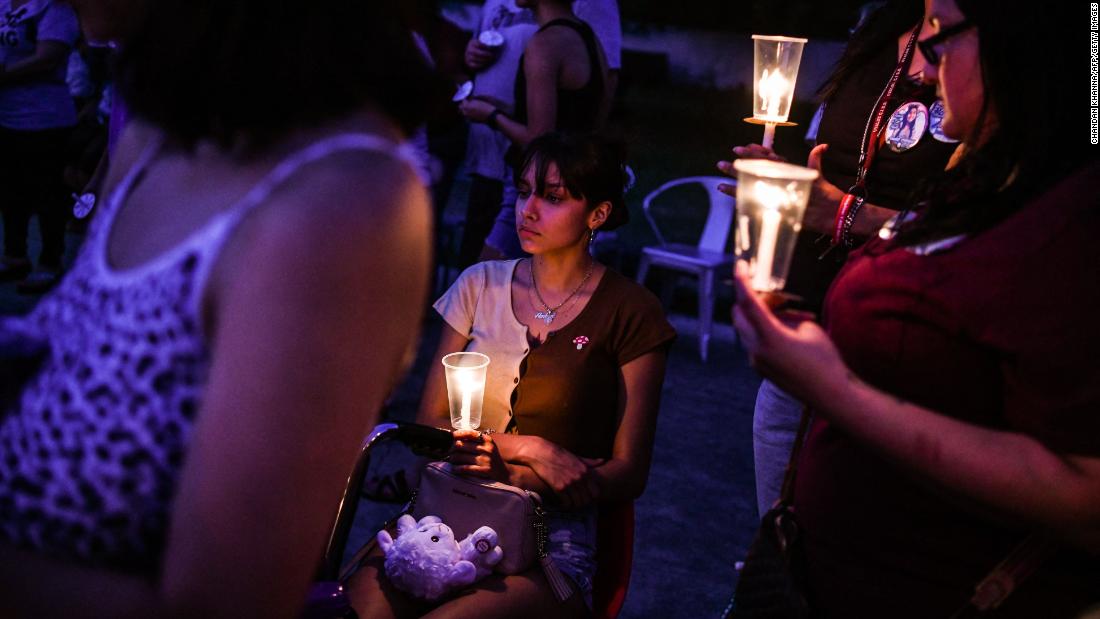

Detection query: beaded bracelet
xmin=832 ymin=192 xmax=866 ymax=248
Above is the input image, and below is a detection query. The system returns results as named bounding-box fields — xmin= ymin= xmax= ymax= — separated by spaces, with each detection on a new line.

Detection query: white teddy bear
xmin=377 ymin=514 xmax=504 ymax=601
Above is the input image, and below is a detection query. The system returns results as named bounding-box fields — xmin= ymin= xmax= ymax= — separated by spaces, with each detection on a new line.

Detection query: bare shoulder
xmin=534 ymin=22 xmax=585 ymax=48
xmin=101 ymin=118 xmax=160 ymax=196
xmin=526 ymin=27 xmax=573 ymax=65
xmin=249 ymin=150 xmax=424 ymax=263
xmin=206 ymin=146 xmax=432 ymax=328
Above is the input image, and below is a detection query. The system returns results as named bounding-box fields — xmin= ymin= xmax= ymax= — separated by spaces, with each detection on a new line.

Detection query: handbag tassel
xmin=540 ymin=554 xmax=573 ymax=602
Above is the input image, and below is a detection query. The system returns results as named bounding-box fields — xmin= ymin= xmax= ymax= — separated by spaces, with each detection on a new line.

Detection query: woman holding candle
xmin=0 ymin=0 xmax=434 ymax=616
xmin=349 ymin=132 xmax=674 ymax=618
xmin=733 ymin=0 xmax=1099 ymax=616
xmin=720 ymin=0 xmax=960 ymax=518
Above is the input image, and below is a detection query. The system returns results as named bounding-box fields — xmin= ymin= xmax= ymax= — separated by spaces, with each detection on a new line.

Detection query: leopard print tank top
xmin=0 ymin=133 xmax=420 ymax=569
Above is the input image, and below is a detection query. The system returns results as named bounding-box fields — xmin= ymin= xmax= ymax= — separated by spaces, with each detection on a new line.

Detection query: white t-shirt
xmin=464 ymin=0 xmax=621 ymax=182
xmin=433 ymin=259 xmax=529 ymax=433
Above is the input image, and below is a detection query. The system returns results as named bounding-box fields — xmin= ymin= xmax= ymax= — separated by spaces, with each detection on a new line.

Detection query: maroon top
xmin=794 ymin=162 xmax=1100 ymax=617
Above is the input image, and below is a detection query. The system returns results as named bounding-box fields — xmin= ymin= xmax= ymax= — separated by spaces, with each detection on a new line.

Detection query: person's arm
xmin=731 ymin=262 xmax=1100 ymax=550
xmin=416 ymin=323 xmax=470 ymax=428
xmin=509 ymin=33 xmax=559 ymax=144
xmin=0 ymin=40 xmax=70 ymax=85
xmin=846 ymin=202 xmax=896 ymax=238
xmin=581 ymin=352 xmax=666 ymax=502
xmin=459 ymin=32 xmax=559 ymax=147
xmin=717 ymin=143 xmax=895 ymax=239
xmin=457 ymin=351 xmax=667 ymax=508
xmin=801 ymin=144 xmax=895 ymax=238
xmin=0 ymin=151 xmax=432 ymax=617
xmin=163 ymin=151 xmax=432 ymax=615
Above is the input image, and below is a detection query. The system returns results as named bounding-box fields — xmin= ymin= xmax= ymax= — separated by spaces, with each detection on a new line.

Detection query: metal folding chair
xmin=635 ymin=176 xmax=736 ymax=362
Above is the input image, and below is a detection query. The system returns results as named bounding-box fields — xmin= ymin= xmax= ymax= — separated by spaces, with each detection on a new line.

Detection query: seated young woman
xmin=348 ymin=132 xmax=675 ymax=618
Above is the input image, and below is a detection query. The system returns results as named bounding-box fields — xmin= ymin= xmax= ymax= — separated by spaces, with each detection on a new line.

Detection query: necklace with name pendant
xmin=529 ymin=258 xmax=593 ymax=325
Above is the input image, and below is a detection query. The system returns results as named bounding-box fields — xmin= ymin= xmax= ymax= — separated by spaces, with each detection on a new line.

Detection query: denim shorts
xmin=544 ymin=506 xmax=598 ymax=609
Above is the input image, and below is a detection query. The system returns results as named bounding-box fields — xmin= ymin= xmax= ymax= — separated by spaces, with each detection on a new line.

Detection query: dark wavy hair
xmin=816 ymin=0 xmax=923 ymax=105
xmin=894 ymin=0 xmax=1092 ymax=245
xmin=114 ymin=0 xmax=438 ymax=152
xmin=518 ymin=132 xmax=630 ymax=231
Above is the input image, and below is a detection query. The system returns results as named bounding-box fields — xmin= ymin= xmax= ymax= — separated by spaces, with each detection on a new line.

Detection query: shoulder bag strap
xmin=949 ymin=533 xmax=1055 ymax=618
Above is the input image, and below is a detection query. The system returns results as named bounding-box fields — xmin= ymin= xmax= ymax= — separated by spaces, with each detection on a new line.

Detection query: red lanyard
xmin=853 ymin=22 xmax=923 ymax=192
xmin=831 ymin=22 xmax=923 ymax=247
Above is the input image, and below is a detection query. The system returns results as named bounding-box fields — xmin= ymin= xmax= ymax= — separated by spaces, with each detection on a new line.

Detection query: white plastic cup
xmin=751 ymin=35 xmax=808 ymax=123
xmin=478 ymin=30 xmax=505 ymax=51
xmin=442 ymin=352 xmax=490 ymax=431
xmin=732 ymin=159 xmax=819 ymax=292
xmin=452 ymin=80 xmax=474 ymax=102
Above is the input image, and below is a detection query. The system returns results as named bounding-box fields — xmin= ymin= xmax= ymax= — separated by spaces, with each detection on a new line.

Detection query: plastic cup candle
xmin=442 ymin=352 xmax=490 ymax=431
xmin=478 ymin=29 xmax=505 ymax=50
xmin=732 ymin=159 xmax=819 ymax=292
xmin=750 ymin=35 xmax=808 ymax=148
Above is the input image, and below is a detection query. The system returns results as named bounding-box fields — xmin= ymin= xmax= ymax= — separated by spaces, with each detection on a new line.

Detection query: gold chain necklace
xmin=529 ymin=258 xmax=593 ymax=325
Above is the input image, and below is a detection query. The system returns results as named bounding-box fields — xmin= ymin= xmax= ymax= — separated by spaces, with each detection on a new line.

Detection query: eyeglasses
xmin=917 ymin=20 xmax=974 ymax=66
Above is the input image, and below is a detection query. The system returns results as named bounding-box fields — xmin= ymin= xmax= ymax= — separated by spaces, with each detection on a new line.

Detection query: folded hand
xmin=450 ymin=430 xmax=510 ymax=483
xmin=520 ymin=436 xmax=604 ymax=509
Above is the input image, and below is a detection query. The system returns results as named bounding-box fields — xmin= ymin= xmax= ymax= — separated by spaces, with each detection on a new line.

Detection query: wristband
xmin=832 ymin=192 xmax=866 ymax=248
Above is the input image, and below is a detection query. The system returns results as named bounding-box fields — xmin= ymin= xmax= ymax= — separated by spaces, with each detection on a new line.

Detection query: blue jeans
xmin=752 ymin=379 xmax=803 ymax=517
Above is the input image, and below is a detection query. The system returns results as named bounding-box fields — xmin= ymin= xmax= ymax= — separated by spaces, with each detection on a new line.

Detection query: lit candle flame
xmin=752 ymin=179 xmax=794 ymax=210
xmin=457 ymin=370 xmax=477 ymax=430
xmin=750 ymin=180 xmax=795 ymax=291
xmin=759 ymin=68 xmax=790 ymax=119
